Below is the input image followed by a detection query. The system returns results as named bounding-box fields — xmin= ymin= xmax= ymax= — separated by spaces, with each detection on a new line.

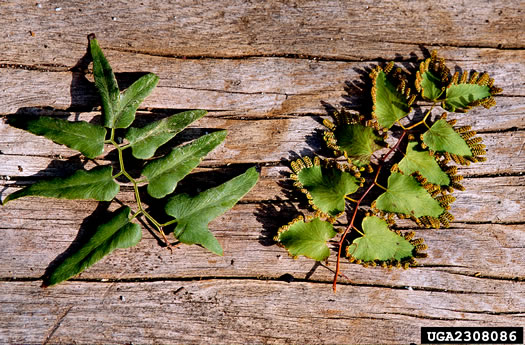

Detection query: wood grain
xmin=1 ymin=280 xmax=524 ymax=345
xmin=1 ymin=197 xmax=524 ymax=281
xmin=1 ymin=113 xmax=524 ymax=176
xmin=0 ymin=0 xmax=523 ymax=68
xmin=1 ymin=57 xmax=523 ymax=116
xmin=1 ymin=0 xmax=524 ymax=343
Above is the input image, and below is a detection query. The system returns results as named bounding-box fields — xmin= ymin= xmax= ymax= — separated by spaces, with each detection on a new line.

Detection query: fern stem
xmin=110 ymin=136 xmax=172 ymax=248
xmin=333 ymin=177 xmax=374 ymax=292
xmin=333 ymin=130 xmax=407 ymax=292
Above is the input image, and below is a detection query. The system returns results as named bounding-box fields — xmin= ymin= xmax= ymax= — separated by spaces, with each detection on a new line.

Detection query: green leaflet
xmin=333 ymin=123 xmax=384 ymax=167
xmin=89 ymin=36 xmax=119 ymax=127
xmin=371 ymin=68 xmax=410 ymax=129
xmin=117 ymin=73 xmax=159 ymax=126
xmin=90 ymin=36 xmax=159 ymax=128
xmin=422 ymin=119 xmax=471 ymax=156
xmin=143 ymin=130 xmax=228 ymax=199
xmin=44 ymin=206 xmax=141 ymax=287
xmin=8 ymin=116 xmax=106 ymax=159
xmin=165 ymin=167 xmax=259 ymax=255
xmin=398 ymin=141 xmax=450 ymax=186
xmin=297 ymin=164 xmax=360 ymax=217
xmin=2 ymin=166 xmax=119 ymax=204
xmin=375 ymin=172 xmax=443 ymax=218
xmin=277 ymin=217 xmax=337 ymax=261
xmin=443 ymin=84 xmax=491 ymax=112
xmin=419 ymin=69 xmax=443 ymax=101
xmin=347 ymin=216 xmax=414 ymax=262
xmin=126 ymin=110 xmax=207 ymax=159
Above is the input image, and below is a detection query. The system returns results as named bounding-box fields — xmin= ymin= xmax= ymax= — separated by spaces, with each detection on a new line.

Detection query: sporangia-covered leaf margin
xmin=1 ymin=34 xmax=259 ymax=287
xmin=274 ymin=50 xmax=502 ymax=292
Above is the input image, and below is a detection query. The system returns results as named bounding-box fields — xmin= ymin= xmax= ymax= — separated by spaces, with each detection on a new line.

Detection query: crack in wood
xmin=0 ymin=63 xmax=70 ymax=72
xmin=450 ymin=220 xmax=525 ymax=226
xmin=165 ymin=85 xmax=296 ymax=97
xmin=42 ymin=305 xmax=72 ymax=345
xmin=106 ymin=47 xmax=373 ymax=63
xmin=364 ymin=38 xmax=525 ymax=51
xmin=445 ymin=271 xmax=525 ymax=282
xmin=108 ymin=44 xmax=525 ymax=63
xmin=0 ymin=276 xmax=499 ymax=295
xmin=379 ymin=311 xmax=480 ymax=322
xmin=446 ymin=309 xmax=525 ymax=315
xmin=475 ymin=127 xmax=524 ymax=134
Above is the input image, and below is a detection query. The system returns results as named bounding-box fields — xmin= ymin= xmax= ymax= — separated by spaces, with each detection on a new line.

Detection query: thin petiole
xmin=395 ymin=120 xmax=407 ymax=131
xmin=404 ymin=101 xmax=437 ymax=130
xmin=158 ymin=228 xmax=173 ymax=252
xmin=129 ymin=210 xmax=142 ymax=221
xmin=403 ymin=120 xmax=424 ymax=131
xmin=352 ymin=225 xmax=365 ymax=236
xmin=345 ymin=196 xmax=358 ymax=203
xmin=161 ymin=219 xmax=178 ymax=227
xmin=134 ymin=177 xmax=148 ymax=184
xmin=112 ymin=171 xmax=123 ymax=179
xmin=373 ymin=181 xmax=388 ymax=191
xmin=333 ymin=130 xmax=407 ymax=292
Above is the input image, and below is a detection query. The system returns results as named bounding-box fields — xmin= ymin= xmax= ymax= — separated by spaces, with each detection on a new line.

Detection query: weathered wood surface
xmin=1 ymin=0 xmax=524 ymax=344
xmin=2 ymin=279 xmax=525 ymax=345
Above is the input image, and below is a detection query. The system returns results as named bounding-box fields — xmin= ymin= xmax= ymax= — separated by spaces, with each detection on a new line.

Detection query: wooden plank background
xmin=0 ymin=1 xmax=524 ymax=344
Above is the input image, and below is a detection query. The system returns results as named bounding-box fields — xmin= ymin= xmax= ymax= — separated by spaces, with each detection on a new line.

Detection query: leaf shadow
xmin=303 ymin=113 xmax=333 ymax=158
xmin=41 ymin=201 xmax=113 ymax=286
xmin=340 ymin=65 xmax=375 ymax=116
xmin=254 ymin=196 xmax=301 ymax=247
xmin=253 ymin=154 xmax=310 ymax=248
xmin=68 ymin=41 xmax=98 ymax=118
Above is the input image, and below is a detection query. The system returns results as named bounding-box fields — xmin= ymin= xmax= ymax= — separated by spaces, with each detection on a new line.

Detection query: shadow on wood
xmin=41 ymin=201 xmax=113 ymax=287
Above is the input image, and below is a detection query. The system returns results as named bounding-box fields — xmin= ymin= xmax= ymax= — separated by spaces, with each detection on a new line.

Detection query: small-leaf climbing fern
xmin=274 ymin=51 xmax=501 ymax=291
xmin=1 ymin=34 xmax=259 ymax=287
